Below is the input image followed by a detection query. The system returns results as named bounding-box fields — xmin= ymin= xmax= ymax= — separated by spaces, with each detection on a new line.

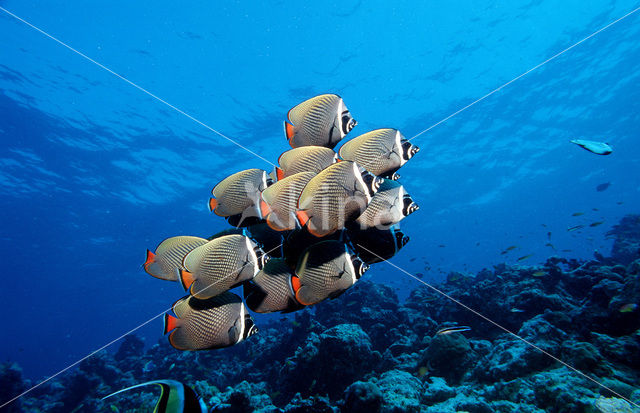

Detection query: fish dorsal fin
xmin=287 ymin=94 xmax=340 ymax=125
xmin=154 ymin=236 xmax=207 ymax=256
xmin=211 ymin=169 xmax=265 ymax=197
xmin=339 ymin=128 xmax=397 ymax=160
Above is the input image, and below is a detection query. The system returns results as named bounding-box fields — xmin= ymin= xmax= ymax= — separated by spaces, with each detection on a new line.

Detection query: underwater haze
xmin=1 ymin=0 xmax=640 ymax=411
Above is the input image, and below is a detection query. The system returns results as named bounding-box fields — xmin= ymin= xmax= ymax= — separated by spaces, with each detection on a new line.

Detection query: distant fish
xmin=544 ymin=242 xmax=556 ymax=249
xmin=102 ymin=380 xmax=207 ymax=413
xmin=561 ymin=249 xmax=572 ymax=252
xmin=567 ymin=225 xmax=584 ymax=232
xmin=284 ymin=94 xmax=356 ymax=149
xmin=517 ymin=254 xmax=533 ymax=261
xmin=547 ymin=231 xmax=552 ymax=240
xmin=570 ymin=139 xmax=612 ymax=155
xmin=415 ymin=272 xmax=424 ymax=279
xmin=596 ymin=182 xmax=611 ymax=192
xmin=619 ymin=303 xmax=637 ymax=313
xmin=438 ymin=244 xmax=446 ymax=248
xmin=435 ymin=325 xmax=471 ymax=335
xmin=505 ymin=245 xmax=517 ymax=251
xmin=510 ymin=308 xmax=525 ymax=313
xmin=572 ymin=212 xmax=585 ymax=217
xmin=617 ymin=201 xmax=624 ymax=205
xmin=589 ymin=221 xmax=605 ymax=227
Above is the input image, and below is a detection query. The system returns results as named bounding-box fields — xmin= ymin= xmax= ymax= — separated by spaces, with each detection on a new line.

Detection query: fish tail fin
xmin=296 ymin=210 xmax=310 ymax=227
xmin=178 ymin=270 xmax=196 ymax=292
xmin=259 ymin=199 xmax=272 ymax=219
xmin=163 ymin=314 xmax=180 ymax=335
xmin=208 ymin=197 xmax=218 ymax=213
xmin=144 ymin=249 xmax=155 ymax=268
xmin=284 ymin=121 xmax=295 ymax=140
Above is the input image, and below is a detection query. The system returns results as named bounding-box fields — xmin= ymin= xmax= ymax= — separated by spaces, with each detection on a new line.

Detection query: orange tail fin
xmin=163 ymin=314 xmax=180 ymax=335
xmin=290 ymin=275 xmax=301 ymax=294
xmin=208 ymin=197 xmax=218 ymax=212
xmin=259 ymin=199 xmax=272 ymax=219
xmin=296 ymin=210 xmax=310 ymax=227
xmin=179 ymin=270 xmax=196 ymax=291
xmin=284 ymin=121 xmax=295 ymax=139
xmin=275 ymin=167 xmax=285 ymax=181
xmin=144 ymin=249 xmax=156 ymax=268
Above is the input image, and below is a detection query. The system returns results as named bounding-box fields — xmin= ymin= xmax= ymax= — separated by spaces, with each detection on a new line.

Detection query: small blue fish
xmin=570 ymin=139 xmax=612 ymax=155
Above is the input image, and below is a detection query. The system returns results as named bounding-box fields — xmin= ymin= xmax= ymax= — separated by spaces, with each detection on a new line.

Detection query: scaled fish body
xmin=164 ymin=292 xmax=258 ymax=350
xmin=570 ymin=139 xmax=612 ymax=155
xmin=179 ymin=235 xmax=268 ymax=299
xmin=348 ymin=225 xmax=410 ymax=264
xmin=355 ymin=180 xmax=419 ymax=229
xmin=297 ymin=161 xmax=383 ymax=237
xmin=144 ymin=236 xmax=208 ymax=281
xmin=102 ymin=379 xmax=207 ymax=413
xmin=261 ymin=172 xmax=316 ymax=231
xmin=275 ymin=146 xmax=339 ymax=180
xmin=284 ymin=94 xmax=357 ymax=149
xmin=209 ymin=169 xmax=272 ymax=221
xmin=243 ymin=258 xmax=304 ymax=313
xmin=293 ymin=240 xmax=368 ymax=305
xmin=339 ymin=128 xmax=419 ymax=178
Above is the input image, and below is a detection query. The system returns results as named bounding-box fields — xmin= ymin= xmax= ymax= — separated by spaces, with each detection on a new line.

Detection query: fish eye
xmin=342 ymin=115 xmax=356 ymax=134
xmin=266 ymin=177 xmax=275 ymax=186
xmin=374 ymin=177 xmax=384 ymax=191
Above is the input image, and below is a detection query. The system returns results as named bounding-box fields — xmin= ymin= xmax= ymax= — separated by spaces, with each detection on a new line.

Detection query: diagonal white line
xmin=0 ymin=6 xmax=276 ymax=168
xmin=0 ymin=240 xmax=282 ymax=409
xmin=408 ymin=5 xmax=640 ymax=142
xmin=355 ymin=243 xmax=640 ymax=408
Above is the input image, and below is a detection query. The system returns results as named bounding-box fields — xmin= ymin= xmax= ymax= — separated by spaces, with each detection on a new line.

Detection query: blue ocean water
xmin=0 ymin=0 xmax=639 ymax=397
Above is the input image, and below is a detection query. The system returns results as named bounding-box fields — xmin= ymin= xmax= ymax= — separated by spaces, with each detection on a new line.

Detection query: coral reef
xmin=2 ymin=214 xmax=639 ymax=412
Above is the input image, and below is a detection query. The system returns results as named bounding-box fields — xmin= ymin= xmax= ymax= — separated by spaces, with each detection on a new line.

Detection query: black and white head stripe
xmin=242 ymin=313 xmax=258 ymax=339
xmin=402 ymin=194 xmax=419 ymax=216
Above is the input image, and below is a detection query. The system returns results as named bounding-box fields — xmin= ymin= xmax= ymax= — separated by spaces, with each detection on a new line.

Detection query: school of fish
xmin=142 ymin=94 xmax=420 ymax=351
